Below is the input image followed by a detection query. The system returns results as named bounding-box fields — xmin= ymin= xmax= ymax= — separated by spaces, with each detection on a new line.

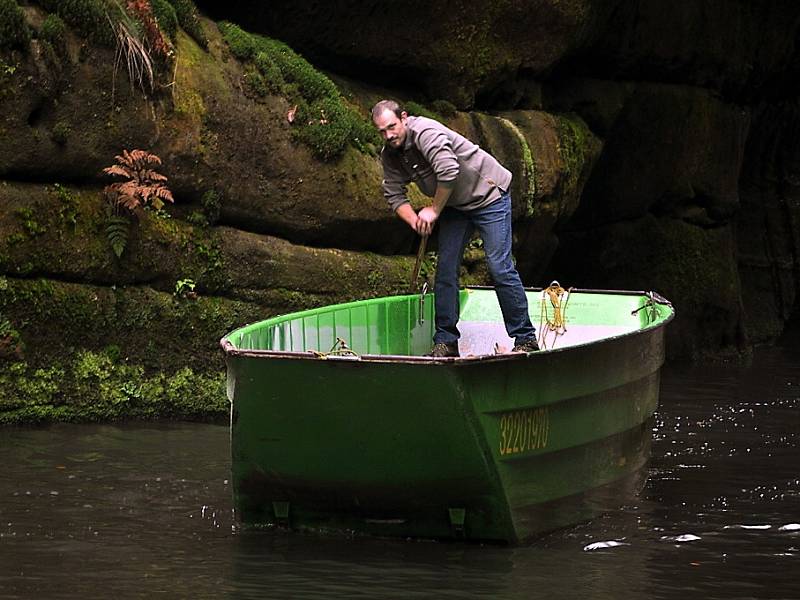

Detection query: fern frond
xmin=103 ymin=165 xmax=135 ymax=179
xmin=101 ymin=148 xmax=174 ymax=214
xmin=118 ymin=194 xmax=141 ymax=211
xmin=140 ymin=170 xmax=167 ymax=182
xmin=155 ymin=187 xmax=174 ymax=203
xmin=106 ymin=215 xmax=130 ymax=258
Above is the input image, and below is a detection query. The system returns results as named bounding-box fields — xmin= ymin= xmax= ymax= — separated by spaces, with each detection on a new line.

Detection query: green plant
xmin=110 ymin=12 xmax=154 ymax=96
xmin=53 ymin=183 xmax=79 ymax=230
xmin=219 ymin=21 xmax=256 ymax=59
xmin=103 ymin=149 xmax=174 ymax=212
xmin=243 ymin=67 xmax=267 ymax=97
xmin=0 ymin=0 xmax=30 ymax=50
xmin=125 ymin=0 xmax=172 ymax=59
xmin=35 ymin=0 xmax=115 ymax=46
xmin=0 ymin=58 xmax=15 ymax=76
xmin=105 ymin=213 xmax=130 ymax=258
xmin=186 ymin=210 xmax=207 ymax=226
xmin=296 ymin=96 xmax=354 ymax=160
xmin=51 ymin=121 xmax=70 ymax=145
xmin=40 ymin=13 xmax=67 ymax=54
xmin=200 ymin=189 xmax=220 ymax=224
xmin=405 ymin=101 xmax=442 ymax=121
xmin=15 ymin=207 xmax=45 ymax=237
xmin=150 ymin=0 xmax=177 ymax=41
xmin=430 ymin=99 xmax=457 ymax=118
xmin=173 ymin=277 xmax=196 ymax=298
xmin=102 ymin=149 xmax=174 ymax=257
xmin=165 ymin=0 xmax=206 ymax=48
xmin=0 ymin=315 xmax=22 ymax=360
xmin=253 ymin=51 xmax=284 ymax=94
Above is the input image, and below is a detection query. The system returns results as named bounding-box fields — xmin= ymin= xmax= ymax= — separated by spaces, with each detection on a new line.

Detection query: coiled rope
xmin=539 ymin=281 xmax=571 ymax=349
xmin=311 ymin=337 xmax=359 ymax=359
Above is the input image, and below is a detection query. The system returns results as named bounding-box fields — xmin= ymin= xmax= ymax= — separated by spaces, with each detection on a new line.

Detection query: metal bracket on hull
xmin=448 ymin=507 xmax=466 ymax=538
xmin=418 ymin=282 xmax=429 ymax=325
xmin=272 ymin=501 xmax=290 ymax=527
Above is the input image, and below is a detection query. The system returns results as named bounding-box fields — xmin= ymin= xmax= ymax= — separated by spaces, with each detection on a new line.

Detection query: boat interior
xmin=225 ymin=288 xmax=669 ymax=358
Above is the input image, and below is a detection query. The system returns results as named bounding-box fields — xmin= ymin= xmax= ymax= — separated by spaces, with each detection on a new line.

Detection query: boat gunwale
xmin=220 ymin=287 xmax=674 ymax=366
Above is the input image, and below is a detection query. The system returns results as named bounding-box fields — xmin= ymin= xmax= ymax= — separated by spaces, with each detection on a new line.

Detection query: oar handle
xmin=409 ymin=235 xmax=429 ymax=294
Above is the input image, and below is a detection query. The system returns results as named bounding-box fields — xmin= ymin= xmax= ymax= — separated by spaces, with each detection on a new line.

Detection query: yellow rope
xmin=538 ymin=281 xmax=571 ymax=349
xmin=311 ymin=337 xmax=359 ymax=359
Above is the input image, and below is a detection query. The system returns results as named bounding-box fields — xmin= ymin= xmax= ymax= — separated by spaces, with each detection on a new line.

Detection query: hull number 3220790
xmin=499 ymin=407 xmax=550 ymax=456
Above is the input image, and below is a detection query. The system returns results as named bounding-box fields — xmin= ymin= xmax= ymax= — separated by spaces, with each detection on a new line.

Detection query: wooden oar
xmin=409 ymin=234 xmax=428 ymax=294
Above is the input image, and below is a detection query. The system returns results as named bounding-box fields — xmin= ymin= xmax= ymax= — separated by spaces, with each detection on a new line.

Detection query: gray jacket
xmin=380 ymin=116 xmax=512 ymax=213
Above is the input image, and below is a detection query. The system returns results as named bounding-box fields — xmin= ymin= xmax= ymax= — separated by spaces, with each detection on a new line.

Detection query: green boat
xmin=220 ymin=286 xmax=674 ymax=543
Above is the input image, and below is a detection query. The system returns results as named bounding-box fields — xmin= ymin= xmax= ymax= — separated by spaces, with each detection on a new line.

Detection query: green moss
xmin=218 ymin=20 xmax=256 ymax=59
xmin=52 ymin=183 xmax=79 ymax=230
xmin=0 ymin=0 xmax=30 ymax=50
xmin=0 ymin=276 xmax=262 ymax=374
xmin=151 ymin=0 xmax=178 ymax=41
xmin=405 ymin=101 xmax=442 ymax=121
xmin=166 ymin=0 xmax=207 ymax=49
xmin=218 ymin=21 xmax=380 ymax=160
xmin=15 ymin=207 xmax=45 ymax=237
xmin=186 ymin=210 xmax=207 ymax=226
xmin=35 ymin=0 xmax=116 ymax=46
xmin=0 ymin=312 xmax=23 ymax=359
xmin=51 ymin=120 xmax=70 ymax=145
xmin=499 ymin=117 xmax=536 ymax=217
xmin=200 ymin=188 xmax=221 ymax=224
xmin=40 ymin=13 xmax=66 ymax=54
xmin=253 ymin=51 xmax=285 ymax=94
xmin=556 ymin=113 xmax=590 ymax=191
xmin=295 ymin=96 xmax=354 ymax=160
xmin=243 ymin=66 xmax=267 ymax=97
xmin=430 ymin=99 xmax=457 ymax=118
xmin=0 ymin=350 xmax=228 ymax=425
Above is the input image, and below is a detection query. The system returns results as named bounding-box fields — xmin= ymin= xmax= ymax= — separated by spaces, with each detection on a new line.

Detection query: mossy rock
xmin=566 ymin=83 xmax=749 ymax=229
xmin=0 ymin=275 xmax=265 ymax=372
xmin=549 ymin=215 xmax=746 ymax=361
xmin=217 ymin=21 xmax=379 ymax=160
xmin=202 ymin=0 xmax=612 ymax=107
xmin=0 ymin=353 xmax=229 ymax=424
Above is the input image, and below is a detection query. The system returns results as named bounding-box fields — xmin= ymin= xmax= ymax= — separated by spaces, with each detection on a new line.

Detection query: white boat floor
xmin=456 ymin=321 xmax=636 ymax=356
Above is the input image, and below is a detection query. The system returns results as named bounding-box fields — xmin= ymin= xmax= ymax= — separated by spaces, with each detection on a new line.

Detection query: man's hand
xmin=416 ymin=182 xmax=454 ymax=236
xmin=416 ymin=206 xmax=439 ymax=236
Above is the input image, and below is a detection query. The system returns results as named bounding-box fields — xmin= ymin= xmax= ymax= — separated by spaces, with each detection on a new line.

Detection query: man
xmin=371 ymin=99 xmax=539 ymax=357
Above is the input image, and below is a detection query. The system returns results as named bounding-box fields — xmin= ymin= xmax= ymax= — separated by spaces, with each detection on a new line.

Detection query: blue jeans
xmin=433 ymin=191 xmax=536 ymax=346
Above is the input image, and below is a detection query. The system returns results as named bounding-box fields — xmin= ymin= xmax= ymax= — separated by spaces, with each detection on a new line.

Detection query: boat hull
xmin=224 ymin=290 xmax=670 ymax=543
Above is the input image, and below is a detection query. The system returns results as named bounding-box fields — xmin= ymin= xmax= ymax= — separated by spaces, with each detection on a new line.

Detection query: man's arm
xmin=416 ymin=182 xmax=454 ymax=236
xmin=413 ymin=123 xmax=459 ymax=236
xmin=395 ymin=202 xmax=419 ymax=231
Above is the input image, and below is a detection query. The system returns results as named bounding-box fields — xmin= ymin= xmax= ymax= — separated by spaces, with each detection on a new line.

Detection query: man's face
xmin=373 ymin=109 xmax=408 ymax=149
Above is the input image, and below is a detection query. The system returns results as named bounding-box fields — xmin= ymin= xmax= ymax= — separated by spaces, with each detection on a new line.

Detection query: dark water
xmin=2 ymin=341 xmax=799 ymax=599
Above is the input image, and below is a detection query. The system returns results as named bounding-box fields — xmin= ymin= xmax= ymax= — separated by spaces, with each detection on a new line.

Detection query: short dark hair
xmin=371 ymin=99 xmax=404 ymax=121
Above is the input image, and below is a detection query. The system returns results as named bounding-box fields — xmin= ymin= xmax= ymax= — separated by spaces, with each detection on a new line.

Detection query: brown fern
xmin=103 ymin=149 xmax=174 ymax=212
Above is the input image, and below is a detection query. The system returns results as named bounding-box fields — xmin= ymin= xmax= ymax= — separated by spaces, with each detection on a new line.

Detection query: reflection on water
xmin=1 ymin=338 xmax=798 ymax=599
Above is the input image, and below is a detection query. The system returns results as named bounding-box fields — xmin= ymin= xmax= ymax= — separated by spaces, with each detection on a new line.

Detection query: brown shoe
xmin=426 ymin=342 xmax=459 ymax=357
xmin=513 ymin=337 xmax=540 ymax=353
